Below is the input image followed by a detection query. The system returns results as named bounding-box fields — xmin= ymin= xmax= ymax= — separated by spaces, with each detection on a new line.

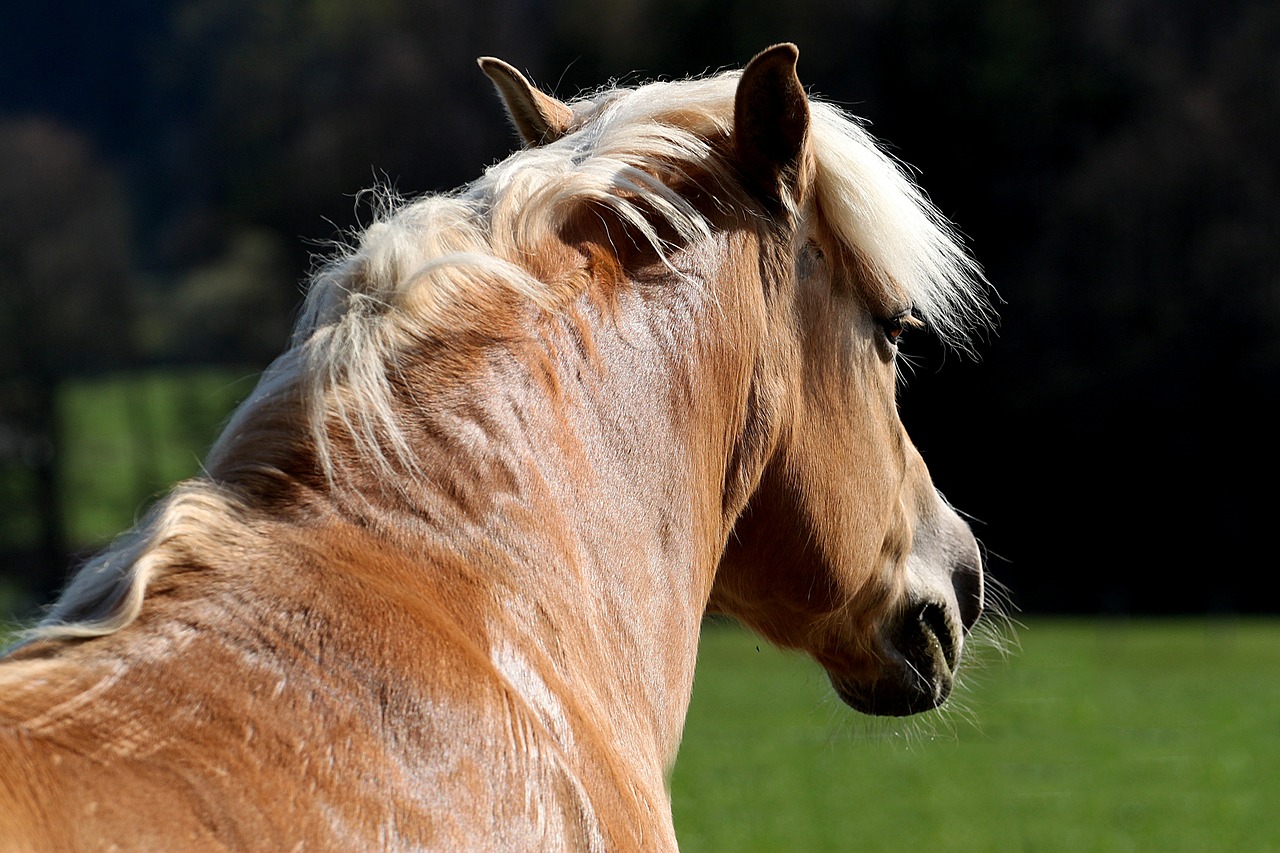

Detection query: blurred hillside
xmin=2 ymin=0 xmax=1277 ymax=616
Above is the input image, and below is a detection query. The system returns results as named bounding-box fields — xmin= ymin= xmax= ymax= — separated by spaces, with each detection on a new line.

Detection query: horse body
xmin=1 ymin=286 xmax=723 ymax=849
xmin=1 ymin=45 xmax=990 ymax=850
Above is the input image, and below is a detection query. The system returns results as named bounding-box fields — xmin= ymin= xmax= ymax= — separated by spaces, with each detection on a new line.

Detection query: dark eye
xmin=878 ymin=309 xmax=916 ymax=346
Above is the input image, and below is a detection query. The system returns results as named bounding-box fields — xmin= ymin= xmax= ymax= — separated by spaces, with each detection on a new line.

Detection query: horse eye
xmin=878 ymin=310 xmax=915 ymax=345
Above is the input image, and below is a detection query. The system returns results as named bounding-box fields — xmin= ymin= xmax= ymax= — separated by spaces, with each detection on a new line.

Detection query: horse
xmin=0 ymin=44 xmax=992 ymax=851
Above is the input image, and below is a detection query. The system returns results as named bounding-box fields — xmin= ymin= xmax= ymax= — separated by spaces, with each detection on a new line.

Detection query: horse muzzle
xmin=829 ymin=599 xmax=963 ymax=716
xmin=831 ymin=508 xmax=984 ymax=717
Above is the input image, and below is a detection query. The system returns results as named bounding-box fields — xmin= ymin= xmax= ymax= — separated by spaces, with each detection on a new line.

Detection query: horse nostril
xmin=952 ymin=562 xmax=984 ymax=633
xmin=917 ymin=601 xmax=957 ymax=671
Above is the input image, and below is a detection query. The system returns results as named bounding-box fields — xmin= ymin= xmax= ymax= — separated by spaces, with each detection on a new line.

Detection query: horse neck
xmin=322 ymin=272 xmax=746 ymax=768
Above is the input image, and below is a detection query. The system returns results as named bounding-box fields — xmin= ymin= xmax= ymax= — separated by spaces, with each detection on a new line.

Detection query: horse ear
xmin=734 ymin=43 xmax=810 ymax=201
xmin=478 ymin=57 xmax=574 ymax=147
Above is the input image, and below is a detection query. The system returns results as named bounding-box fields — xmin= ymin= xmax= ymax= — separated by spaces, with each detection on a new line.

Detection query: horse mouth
xmin=828 ymin=601 xmax=960 ymax=717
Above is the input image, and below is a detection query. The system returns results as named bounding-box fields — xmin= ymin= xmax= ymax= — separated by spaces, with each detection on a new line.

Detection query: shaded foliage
xmin=0 ymin=120 xmax=138 ymax=600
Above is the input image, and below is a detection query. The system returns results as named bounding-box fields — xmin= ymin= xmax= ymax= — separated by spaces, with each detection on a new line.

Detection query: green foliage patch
xmin=56 ymin=369 xmax=256 ymax=547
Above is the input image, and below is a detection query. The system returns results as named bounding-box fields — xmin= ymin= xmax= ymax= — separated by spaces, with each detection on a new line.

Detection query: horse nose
xmin=952 ymin=543 xmax=984 ymax=633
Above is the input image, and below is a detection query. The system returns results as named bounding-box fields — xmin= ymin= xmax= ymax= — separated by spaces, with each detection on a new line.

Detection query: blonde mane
xmin=21 ymin=69 xmax=989 ymax=645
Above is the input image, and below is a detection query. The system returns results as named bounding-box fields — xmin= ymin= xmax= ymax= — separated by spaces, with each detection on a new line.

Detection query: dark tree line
xmin=2 ymin=0 xmax=1276 ymax=613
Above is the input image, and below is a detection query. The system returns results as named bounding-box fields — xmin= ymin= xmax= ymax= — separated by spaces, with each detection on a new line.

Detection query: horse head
xmin=481 ymin=45 xmax=991 ymax=718
xmin=706 ymin=45 xmax=986 ymax=716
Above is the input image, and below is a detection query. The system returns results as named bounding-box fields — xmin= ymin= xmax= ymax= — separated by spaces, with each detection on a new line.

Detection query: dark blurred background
xmin=1 ymin=0 xmax=1276 ymax=620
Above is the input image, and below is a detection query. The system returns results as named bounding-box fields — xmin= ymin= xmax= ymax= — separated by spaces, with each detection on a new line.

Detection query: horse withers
xmin=0 ymin=44 xmax=992 ymax=851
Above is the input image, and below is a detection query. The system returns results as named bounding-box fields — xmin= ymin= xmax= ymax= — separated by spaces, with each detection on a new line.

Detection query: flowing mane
xmin=23 ymin=68 xmax=988 ymax=652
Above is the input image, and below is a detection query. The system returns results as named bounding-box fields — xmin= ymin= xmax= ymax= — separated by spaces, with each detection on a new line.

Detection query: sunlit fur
xmin=25 ymin=73 xmax=985 ymax=644
xmin=2 ymin=46 xmax=990 ymax=851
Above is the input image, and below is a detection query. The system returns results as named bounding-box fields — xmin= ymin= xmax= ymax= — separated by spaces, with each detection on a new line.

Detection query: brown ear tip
xmin=477 ymin=57 xmax=521 ymax=81
xmin=755 ymin=43 xmax=800 ymax=63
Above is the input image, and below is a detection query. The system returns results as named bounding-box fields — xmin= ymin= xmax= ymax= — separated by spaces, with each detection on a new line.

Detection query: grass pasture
xmin=672 ymin=618 xmax=1280 ymax=852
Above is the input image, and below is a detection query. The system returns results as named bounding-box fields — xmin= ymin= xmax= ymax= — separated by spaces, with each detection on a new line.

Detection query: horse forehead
xmin=812 ymin=216 xmax=914 ymax=316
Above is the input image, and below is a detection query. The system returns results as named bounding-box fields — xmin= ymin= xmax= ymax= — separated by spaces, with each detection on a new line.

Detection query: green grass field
xmin=672 ymin=619 xmax=1280 ymax=852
